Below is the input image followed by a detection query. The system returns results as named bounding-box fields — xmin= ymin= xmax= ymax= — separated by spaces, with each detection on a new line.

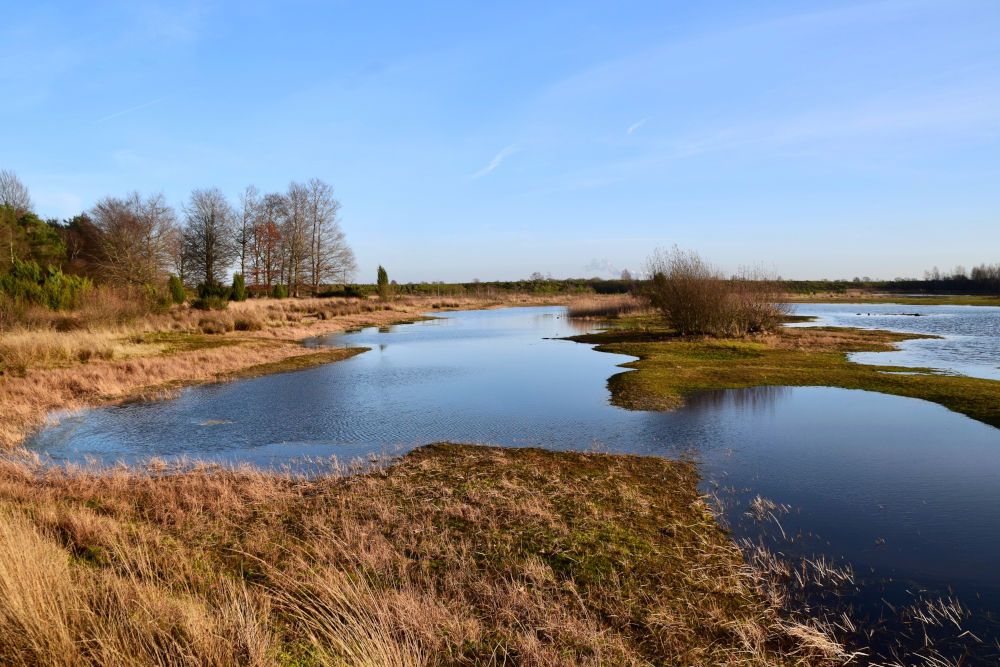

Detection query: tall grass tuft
xmin=0 ymin=445 xmax=844 ymax=666
xmin=566 ymin=294 xmax=646 ymax=319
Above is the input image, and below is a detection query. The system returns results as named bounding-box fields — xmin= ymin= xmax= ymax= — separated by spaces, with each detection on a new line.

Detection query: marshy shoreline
xmin=0 ymin=295 xmax=564 ymax=450
xmin=0 ymin=442 xmax=847 ymax=666
xmin=568 ymin=312 xmax=1000 ymax=429
xmin=5 ymin=295 xmax=1000 ymax=664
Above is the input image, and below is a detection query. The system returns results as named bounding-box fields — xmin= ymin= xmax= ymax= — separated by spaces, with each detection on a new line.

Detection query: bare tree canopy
xmin=0 ymin=170 xmax=33 ymax=213
xmin=236 ymin=185 xmax=259 ymax=278
xmin=282 ymin=182 xmax=311 ymax=296
xmin=183 ymin=188 xmax=237 ymax=288
xmin=244 ymin=181 xmax=356 ymax=295
xmin=2 ymin=171 xmax=355 ymax=305
xmin=250 ymin=192 xmax=286 ymax=290
xmin=90 ymin=192 xmax=178 ymax=285
xmin=305 ymin=178 xmax=355 ymax=290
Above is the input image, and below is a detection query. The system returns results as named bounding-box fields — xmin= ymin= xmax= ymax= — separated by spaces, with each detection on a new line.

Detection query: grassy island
xmin=570 ymin=315 xmax=1000 ymax=428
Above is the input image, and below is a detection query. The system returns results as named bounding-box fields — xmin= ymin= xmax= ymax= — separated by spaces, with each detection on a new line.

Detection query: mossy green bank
xmin=570 ymin=315 xmax=1000 ymax=428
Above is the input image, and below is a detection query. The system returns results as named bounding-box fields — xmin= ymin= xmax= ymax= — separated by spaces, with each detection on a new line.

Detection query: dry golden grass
xmin=566 ymin=294 xmax=648 ymax=319
xmin=0 ymin=328 xmax=155 ymax=371
xmin=0 ymin=444 xmax=842 ymax=666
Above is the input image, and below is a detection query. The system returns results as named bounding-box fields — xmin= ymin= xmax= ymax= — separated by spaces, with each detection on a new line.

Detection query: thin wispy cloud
xmin=95 ymin=96 xmax=170 ymax=124
xmin=543 ymin=0 xmax=951 ymax=103
xmin=627 ymin=117 xmax=649 ymax=135
xmin=470 ymin=144 xmax=520 ymax=179
xmin=666 ymin=84 xmax=1000 ymax=159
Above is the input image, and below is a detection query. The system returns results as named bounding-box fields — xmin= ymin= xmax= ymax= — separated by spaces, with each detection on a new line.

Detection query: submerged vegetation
xmin=570 ymin=314 xmax=1000 ymax=428
xmin=0 ymin=443 xmax=842 ymax=666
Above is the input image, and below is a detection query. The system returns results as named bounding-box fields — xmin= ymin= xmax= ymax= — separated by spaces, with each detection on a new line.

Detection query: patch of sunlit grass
xmin=0 ymin=444 xmax=843 ymax=666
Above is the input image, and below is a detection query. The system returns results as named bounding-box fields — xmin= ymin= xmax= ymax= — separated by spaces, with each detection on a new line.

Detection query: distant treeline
xmin=401 ymin=278 xmax=634 ymax=296
xmin=326 ymin=278 xmax=636 ymax=298
xmin=340 ymin=269 xmax=1000 ymax=299
xmin=884 ymin=264 xmax=1000 ymax=294
xmin=783 ymin=264 xmax=1000 ymax=295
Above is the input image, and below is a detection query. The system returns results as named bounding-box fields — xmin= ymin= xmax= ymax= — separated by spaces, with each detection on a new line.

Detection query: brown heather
xmin=0 ymin=444 xmax=843 ymax=666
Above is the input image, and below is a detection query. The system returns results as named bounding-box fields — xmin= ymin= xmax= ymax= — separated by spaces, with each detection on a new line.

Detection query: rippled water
xmin=25 ymin=305 xmax=1000 ymax=657
xmin=790 ymin=302 xmax=1000 ymax=380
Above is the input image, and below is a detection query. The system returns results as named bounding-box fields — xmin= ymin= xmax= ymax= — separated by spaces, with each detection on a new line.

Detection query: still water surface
xmin=791 ymin=302 xmax=1000 ymax=380
xmin=27 ymin=306 xmax=1000 ymax=655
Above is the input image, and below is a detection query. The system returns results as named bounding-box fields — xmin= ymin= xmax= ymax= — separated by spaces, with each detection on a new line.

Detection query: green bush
xmin=198 ymin=281 xmax=231 ymax=300
xmin=143 ymin=284 xmax=173 ymax=312
xmin=191 ymin=295 xmax=229 ymax=311
xmin=343 ymin=284 xmax=366 ymax=298
xmin=230 ymin=273 xmax=248 ymax=301
xmin=0 ymin=259 xmax=91 ymax=310
xmin=168 ymin=275 xmax=186 ymax=304
xmin=271 ymin=284 xmax=288 ymax=299
xmin=316 ymin=284 xmax=367 ymax=298
xmin=0 ymin=206 xmax=67 ymax=273
xmin=377 ymin=265 xmax=391 ymax=300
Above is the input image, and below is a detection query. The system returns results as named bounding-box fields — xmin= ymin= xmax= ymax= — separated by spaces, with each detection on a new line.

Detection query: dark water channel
xmin=26 ymin=306 xmax=1000 ymax=661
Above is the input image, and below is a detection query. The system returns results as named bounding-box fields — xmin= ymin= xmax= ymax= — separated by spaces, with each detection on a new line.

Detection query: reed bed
xmin=0 ymin=444 xmax=842 ymax=666
xmin=566 ymin=294 xmax=647 ymax=319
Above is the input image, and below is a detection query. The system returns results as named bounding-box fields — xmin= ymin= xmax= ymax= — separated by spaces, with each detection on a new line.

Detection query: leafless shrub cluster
xmin=645 ymin=247 xmax=789 ymax=336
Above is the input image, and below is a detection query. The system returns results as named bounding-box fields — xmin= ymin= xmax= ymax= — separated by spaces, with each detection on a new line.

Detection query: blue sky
xmin=2 ymin=0 xmax=999 ymax=282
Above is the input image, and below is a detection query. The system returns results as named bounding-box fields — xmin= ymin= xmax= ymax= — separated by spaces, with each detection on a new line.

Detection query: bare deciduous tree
xmin=0 ymin=170 xmax=33 ymax=213
xmin=305 ymin=178 xmax=356 ymax=291
xmin=182 ymin=188 xmax=237 ymax=288
xmin=169 ymin=179 xmax=356 ymax=297
xmin=90 ymin=192 xmax=178 ymax=285
xmin=251 ymin=193 xmax=286 ymax=290
xmin=236 ymin=185 xmax=259 ymax=278
xmin=330 ymin=236 xmax=358 ymax=287
xmin=282 ymin=182 xmax=310 ymax=296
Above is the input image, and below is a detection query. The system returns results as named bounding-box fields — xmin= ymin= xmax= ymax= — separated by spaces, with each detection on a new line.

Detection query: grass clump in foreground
xmin=570 ymin=315 xmax=1000 ymax=428
xmin=0 ymin=444 xmax=841 ymax=666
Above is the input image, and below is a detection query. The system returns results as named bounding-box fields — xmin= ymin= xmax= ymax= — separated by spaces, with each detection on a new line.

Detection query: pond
xmin=26 ymin=305 xmax=1000 ymax=659
xmin=790 ymin=302 xmax=1000 ymax=380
